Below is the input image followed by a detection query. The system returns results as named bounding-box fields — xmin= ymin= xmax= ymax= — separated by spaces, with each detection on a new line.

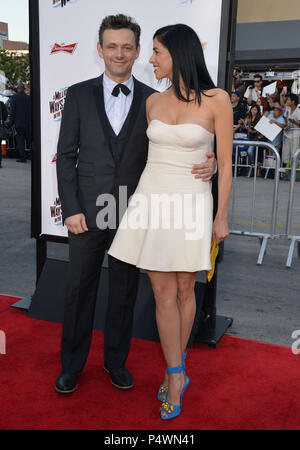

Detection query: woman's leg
xmin=146 ymin=270 xmax=184 ymax=413
xmin=247 ymin=145 xmax=255 ymax=165
xmin=161 ymin=272 xmax=197 ymax=388
xmin=176 ymin=271 xmax=198 ymax=353
xmin=282 ymin=136 xmax=292 ymax=166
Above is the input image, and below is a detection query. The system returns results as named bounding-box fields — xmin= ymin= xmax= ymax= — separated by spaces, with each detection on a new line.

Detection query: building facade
xmin=236 ymin=0 xmax=300 ymax=70
xmin=0 ymin=22 xmax=8 ymax=49
xmin=0 ymin=21 xmax=28 ymax=54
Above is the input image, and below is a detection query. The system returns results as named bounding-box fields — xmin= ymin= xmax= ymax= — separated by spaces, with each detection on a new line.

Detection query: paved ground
xmin=0 ymin=157 xmax=299 ymax=348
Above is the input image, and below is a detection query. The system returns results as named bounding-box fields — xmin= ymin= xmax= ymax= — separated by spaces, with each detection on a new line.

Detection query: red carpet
xmin=0 ymin=294 xmax=299 ymax=430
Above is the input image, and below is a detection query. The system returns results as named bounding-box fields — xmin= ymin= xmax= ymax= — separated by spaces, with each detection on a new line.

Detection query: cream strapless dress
xmin=107 ymin=119 xmax=214 ymax=272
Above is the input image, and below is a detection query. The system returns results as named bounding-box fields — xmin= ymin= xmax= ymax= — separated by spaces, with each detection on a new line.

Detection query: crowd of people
xmin=1 ymin=74 xmax=300 ymax=176
xmin=231 ymin=72 xmax=300 ymax=177
xmin=0 ymin=82 xmax=31 ymax=168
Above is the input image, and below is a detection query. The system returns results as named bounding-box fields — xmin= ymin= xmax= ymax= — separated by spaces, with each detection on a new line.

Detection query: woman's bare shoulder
xmin=146 ymin=91 xmax=163 ymax=106
xmin=203 ymin=88 xmax=232 ymax=117
xmin=203 ymin=87 xmax=231 ymax=102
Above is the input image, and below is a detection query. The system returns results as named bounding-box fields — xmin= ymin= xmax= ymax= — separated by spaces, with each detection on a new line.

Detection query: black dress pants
xmin=15 ymin=126 xmax=31 ymax=161
xmin=61 ymin=228 xmax=140 ymax=374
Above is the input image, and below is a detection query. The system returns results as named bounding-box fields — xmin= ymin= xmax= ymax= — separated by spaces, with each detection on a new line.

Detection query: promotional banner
xmin=37 ymin=0 xmax=225 ymax=237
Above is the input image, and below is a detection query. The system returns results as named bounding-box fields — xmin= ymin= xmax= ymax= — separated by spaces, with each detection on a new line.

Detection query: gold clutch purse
xmin=206 ymin=237 xmax=219 ymax=282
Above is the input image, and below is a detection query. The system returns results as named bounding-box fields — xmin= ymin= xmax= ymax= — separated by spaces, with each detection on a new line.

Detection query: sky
xmin=0 ymin=0 xmax=29 ymax=43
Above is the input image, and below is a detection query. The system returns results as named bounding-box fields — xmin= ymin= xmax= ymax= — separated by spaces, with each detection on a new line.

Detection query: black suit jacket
xmin=10 ymin=92 xmax=31 ymax=128
xmin=0 ymin=101 xmax=8 ymax=121
xmin=56 ymin=75 xmax=155 ymax=230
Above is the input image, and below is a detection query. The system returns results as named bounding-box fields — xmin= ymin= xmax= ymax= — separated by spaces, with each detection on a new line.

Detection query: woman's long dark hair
xmin=153 ymin=24 xmax=216 ymax=105
xmin=249 ymin=105 xmax=262 ymax=126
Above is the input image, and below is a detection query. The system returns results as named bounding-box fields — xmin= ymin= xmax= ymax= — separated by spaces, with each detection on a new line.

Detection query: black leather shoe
xmin=103 ymin=363 xmax=134 ymax=390
xmin=55 ymin=372 xmax=79 ymax=394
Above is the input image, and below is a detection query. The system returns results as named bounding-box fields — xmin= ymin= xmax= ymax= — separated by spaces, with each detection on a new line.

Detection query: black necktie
xmin=111 ymin=83 xmax=131 ymax=97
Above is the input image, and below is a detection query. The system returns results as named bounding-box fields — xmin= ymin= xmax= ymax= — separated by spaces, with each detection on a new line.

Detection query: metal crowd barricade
xmin=278 ymin=127 xmax=300 ymax=181
xmin=231 ymin=139 xmax=281 ymax=265
xmin=285 ymin=147 xmax=300 ymax=268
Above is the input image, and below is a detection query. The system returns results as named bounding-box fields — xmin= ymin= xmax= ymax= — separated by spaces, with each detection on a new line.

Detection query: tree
xmin=0 ymin=50 xmax=30 ymax=86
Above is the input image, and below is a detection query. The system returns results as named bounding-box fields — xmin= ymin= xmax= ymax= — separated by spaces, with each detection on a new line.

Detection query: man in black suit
xmin=55 ymin=14 xmax=216 ymax=394
xmin=10 ymin=83 xmax=31 ymax=163
xmin=0 ymin=100 xmax=8 ymax=168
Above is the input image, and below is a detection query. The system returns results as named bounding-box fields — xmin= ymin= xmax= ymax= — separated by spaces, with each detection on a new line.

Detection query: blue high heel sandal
xmin=160 ymin=363 xmax=189 ymax=420
xmin=157 ymin=352 xmax=187 ymax=402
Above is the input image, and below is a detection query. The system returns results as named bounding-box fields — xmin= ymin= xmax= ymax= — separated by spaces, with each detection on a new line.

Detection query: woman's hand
xmin=212 ymin=216 xmax=229 ymax=245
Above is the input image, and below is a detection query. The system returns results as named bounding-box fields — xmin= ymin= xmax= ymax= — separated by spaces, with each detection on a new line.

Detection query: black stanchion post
xmin=196 ymin=244 xmax=233 ymax=348
xmin=36 ymin=236 xmax=47 ymax=284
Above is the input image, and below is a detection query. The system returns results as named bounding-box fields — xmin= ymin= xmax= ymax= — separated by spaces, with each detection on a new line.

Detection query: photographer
xmin=244 ymin=74 xmax=264 ymax=107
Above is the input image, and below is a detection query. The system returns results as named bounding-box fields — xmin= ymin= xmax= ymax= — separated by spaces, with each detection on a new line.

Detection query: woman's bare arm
xmin=212 ymin=89 xmax=233 ymax=243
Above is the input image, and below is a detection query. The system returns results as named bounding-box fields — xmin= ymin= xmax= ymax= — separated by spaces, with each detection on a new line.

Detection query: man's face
xmin=97 ymin=28 xmax=140 ymax=81
xmin=231 ymin=93 xmax=239 ymax=103
xmin=254 ymin=77 xmax=262 ymax=89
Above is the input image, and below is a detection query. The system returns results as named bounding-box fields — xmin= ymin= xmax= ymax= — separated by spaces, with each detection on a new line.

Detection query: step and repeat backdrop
xmin=35 ymin=0 xmax=227 ymax=237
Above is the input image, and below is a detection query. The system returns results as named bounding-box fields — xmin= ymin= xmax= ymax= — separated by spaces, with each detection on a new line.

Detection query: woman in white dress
xmin=108 ymin=24 xmax=233 ymax=419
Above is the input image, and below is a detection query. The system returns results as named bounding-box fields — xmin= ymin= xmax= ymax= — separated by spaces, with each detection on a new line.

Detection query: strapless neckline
xmin=149 ymin=119 xmax=214 ymax=136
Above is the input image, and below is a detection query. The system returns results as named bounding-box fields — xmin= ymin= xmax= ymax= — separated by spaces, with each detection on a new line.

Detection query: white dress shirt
xmin=102 ymin=73 xmax=134 ymax=136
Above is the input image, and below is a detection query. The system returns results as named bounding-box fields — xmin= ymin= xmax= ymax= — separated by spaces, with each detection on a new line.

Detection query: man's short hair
xmin=17 ymin=83 xmax=25 ymax=92
xmin=287 ymin=93 xmax=299 ymax=106
xmin=254 ymin=74 xmax=263 ymax=81
xmin=99 ymin=14 xmax=141 ymax=48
